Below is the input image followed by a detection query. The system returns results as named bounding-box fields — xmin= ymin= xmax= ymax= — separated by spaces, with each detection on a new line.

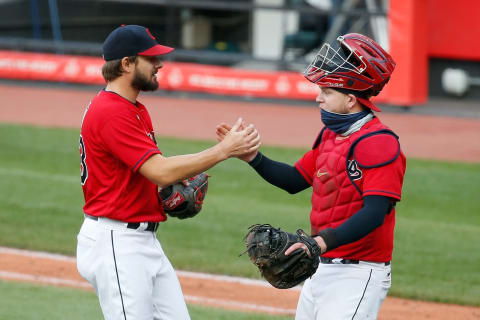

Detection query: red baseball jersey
xmin=295 ymin=118 xmax=406 ymax=262
xmin=79 ymin=90 xmax=166 ymax=222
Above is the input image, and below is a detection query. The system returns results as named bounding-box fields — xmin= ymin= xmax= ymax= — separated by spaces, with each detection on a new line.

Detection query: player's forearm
xmin=248 ymin=152 xmax=310 ymax=194
xmin=163 ymin=146 xmax=226 ymax=182
xmin=139 ymin=145 xmax=226 ymax=187
xmin=315 ymin=195 xmax=392 ymax=252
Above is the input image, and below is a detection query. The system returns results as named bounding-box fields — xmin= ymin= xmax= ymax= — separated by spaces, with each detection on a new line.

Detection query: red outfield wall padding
xmin=0 ymin=1 xmax=475 ymax=107
xmin=384 ymin=0 xmax=428 ymax=106
xmin=386 ymin=0 xmax=478 ymax=106
xmin=0 ymin=50 xmax=394 ymax=104
xmin=427 ymin=0 xmax=480 ymax=61
xmin=0 ymin=50 xmax=105 ymax=85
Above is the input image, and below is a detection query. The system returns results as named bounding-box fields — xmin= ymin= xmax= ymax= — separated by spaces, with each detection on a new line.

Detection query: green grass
xmin=0 ymin=280 xmax=292 ymax=320
xmin=0 ymin=123 xmax=479 ymax=307
xmin=392 ymin=160 xmax=480 ymax=305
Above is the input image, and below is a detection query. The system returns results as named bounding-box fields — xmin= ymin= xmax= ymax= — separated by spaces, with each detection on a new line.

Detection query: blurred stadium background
xmin=0 ymin=0 xmax=479 ymax=106
xmin=0 ymin=1 xmax=479 ymax=319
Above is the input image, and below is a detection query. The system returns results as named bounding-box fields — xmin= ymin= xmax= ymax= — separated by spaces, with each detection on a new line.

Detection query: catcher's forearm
xmin=248 ymin=152 xmax=310 ymax=194
xmin=139 ymin=146 xmax=225 ymax=187
xmin=316 ymin=195 xmax=392 ymax=251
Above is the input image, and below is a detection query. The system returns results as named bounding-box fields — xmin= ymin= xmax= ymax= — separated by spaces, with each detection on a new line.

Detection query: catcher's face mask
xmin=304 ymin=36 xmax=367 ymax=85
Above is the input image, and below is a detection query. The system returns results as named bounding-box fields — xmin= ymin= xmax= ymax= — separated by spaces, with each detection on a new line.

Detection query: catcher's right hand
xmin=244 ymin=224 xmax=321 ymax=289
xmin=216 ymin=121 xmax=260 ymax=163
xmin=159 ymin=172 xmax=209 ymax=219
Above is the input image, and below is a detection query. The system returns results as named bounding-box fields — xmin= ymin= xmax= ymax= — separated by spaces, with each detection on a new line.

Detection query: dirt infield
xmin=1 ymin=83 xmax=480 ymax=319
xmin=1 ymin=247 xmax=480 ymax=320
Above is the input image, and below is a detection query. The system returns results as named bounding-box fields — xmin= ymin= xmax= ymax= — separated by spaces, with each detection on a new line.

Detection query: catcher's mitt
xmin=159 ymin=172 xmax=209 ymax=219
xmin=244 ymin=224 xmax=320 ymax=289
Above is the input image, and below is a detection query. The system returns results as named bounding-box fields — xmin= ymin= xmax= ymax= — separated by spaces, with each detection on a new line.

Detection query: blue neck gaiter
xmin=321 ymin=109 xmax=372 ymax=134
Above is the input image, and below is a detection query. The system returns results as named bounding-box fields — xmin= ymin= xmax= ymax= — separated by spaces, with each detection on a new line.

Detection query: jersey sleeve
xmin=294 ymin=149 xmax=317 ymax=185
xmin=361 ymin=152 xmax=406 ymax=200
xmin=100 ymin=114 xmax=161 ymax=172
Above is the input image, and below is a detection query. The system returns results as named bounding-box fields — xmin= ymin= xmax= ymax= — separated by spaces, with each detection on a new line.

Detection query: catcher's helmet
xmin=304 ymin=33 xmax=395 ymax=96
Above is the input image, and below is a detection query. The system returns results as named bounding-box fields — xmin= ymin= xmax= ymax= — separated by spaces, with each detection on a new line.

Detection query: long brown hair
xmin=101 ymin=56 xmax=137 ymax=82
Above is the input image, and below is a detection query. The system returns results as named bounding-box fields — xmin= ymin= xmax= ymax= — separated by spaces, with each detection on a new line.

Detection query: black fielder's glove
xmin=159 ymin=172 xmax=209 ymax=219
xmin=244 ymin=224 xmax=320 ymax=289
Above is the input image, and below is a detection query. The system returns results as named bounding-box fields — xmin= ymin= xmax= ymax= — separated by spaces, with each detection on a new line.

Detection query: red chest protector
xmin=310 ymin=118 xmax=401 ymax=261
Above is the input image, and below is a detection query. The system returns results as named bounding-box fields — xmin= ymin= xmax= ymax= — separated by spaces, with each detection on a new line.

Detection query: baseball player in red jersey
xmin=217 ymin=33 xmax=406 ymax=319
xmin=76 ymin=25 xmax=260 ymax=320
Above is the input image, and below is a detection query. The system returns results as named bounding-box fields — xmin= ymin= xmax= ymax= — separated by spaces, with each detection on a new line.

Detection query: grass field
xmin=0 ymin=280 xmax=291 ymax=320
xmin=0 ymin=123 xmax=479 ymax=308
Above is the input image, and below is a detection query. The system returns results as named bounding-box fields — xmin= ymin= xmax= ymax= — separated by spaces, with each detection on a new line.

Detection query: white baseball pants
xmin=76 ymin=217 xmax=190 ymax=320
xmin=295 ymin=261 xmax=391 ymax=320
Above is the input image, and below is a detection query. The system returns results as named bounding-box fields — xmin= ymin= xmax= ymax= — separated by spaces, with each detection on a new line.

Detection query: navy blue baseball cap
xmin=102 ymin=25 xmax=174 ymax=61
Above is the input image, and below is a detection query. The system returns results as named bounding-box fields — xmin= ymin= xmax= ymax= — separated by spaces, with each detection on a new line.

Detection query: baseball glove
xmin=159 ymin=172 xmax=209 ymax=219
xmin=244 ymin=224 xmax=320 ymax=289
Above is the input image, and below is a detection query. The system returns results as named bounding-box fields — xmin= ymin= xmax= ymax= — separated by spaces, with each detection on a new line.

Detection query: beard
xmin=131 ymin=69 xmax=159 ymax=91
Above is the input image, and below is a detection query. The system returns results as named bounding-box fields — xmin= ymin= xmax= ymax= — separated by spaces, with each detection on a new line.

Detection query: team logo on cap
xmin=145 ymin=28 xmax=155 ymax=40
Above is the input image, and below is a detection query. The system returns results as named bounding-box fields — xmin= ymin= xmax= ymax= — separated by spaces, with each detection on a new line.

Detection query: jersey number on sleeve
xmin=79 ymin=135 xmax=88 ymax=185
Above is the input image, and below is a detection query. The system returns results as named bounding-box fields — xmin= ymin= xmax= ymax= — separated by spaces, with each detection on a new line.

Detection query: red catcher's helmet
xmin=304 ymin=33 xmax=395 ymax=96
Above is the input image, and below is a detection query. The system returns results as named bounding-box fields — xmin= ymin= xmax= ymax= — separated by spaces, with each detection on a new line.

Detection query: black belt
xmin=126 ymin=221 xmax=159 ymax=232
xmin=84 ymin=214 xmax=159 ymax=232
xmin=320 ymin=257 xmax=390 ymax=266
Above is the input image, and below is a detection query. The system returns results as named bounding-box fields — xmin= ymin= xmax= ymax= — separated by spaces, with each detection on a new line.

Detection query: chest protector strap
xmin=312 ymin=127 xmax=327 ymax=149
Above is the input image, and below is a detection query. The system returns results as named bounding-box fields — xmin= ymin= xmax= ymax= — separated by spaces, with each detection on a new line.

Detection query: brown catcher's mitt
xmin=244 ymin=224 xmax=320 ymax=289
xmin=159 ymin=172 xmax=209 ymax=219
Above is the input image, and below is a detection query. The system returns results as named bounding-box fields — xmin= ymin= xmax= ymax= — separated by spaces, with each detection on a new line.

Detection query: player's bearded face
xmin=131 ymin=64 xmax=159 ymax=91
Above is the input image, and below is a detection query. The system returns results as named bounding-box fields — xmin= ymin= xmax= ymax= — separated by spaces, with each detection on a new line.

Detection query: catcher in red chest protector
xmin=218 ymin=33 xmax=406 ymax=320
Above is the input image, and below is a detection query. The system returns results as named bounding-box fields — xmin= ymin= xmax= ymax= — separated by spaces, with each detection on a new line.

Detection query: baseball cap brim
xmin=138 ymin=44 xmax=174 ymax=56
xmin=356 ymin=96 xmax=381 ymax=112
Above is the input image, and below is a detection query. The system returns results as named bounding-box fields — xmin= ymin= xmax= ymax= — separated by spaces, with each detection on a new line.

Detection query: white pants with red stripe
xmin=76 ymin=217 xmax=190 ymax=320
xmin=295 ymin=261 xmax=391 ymax=320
